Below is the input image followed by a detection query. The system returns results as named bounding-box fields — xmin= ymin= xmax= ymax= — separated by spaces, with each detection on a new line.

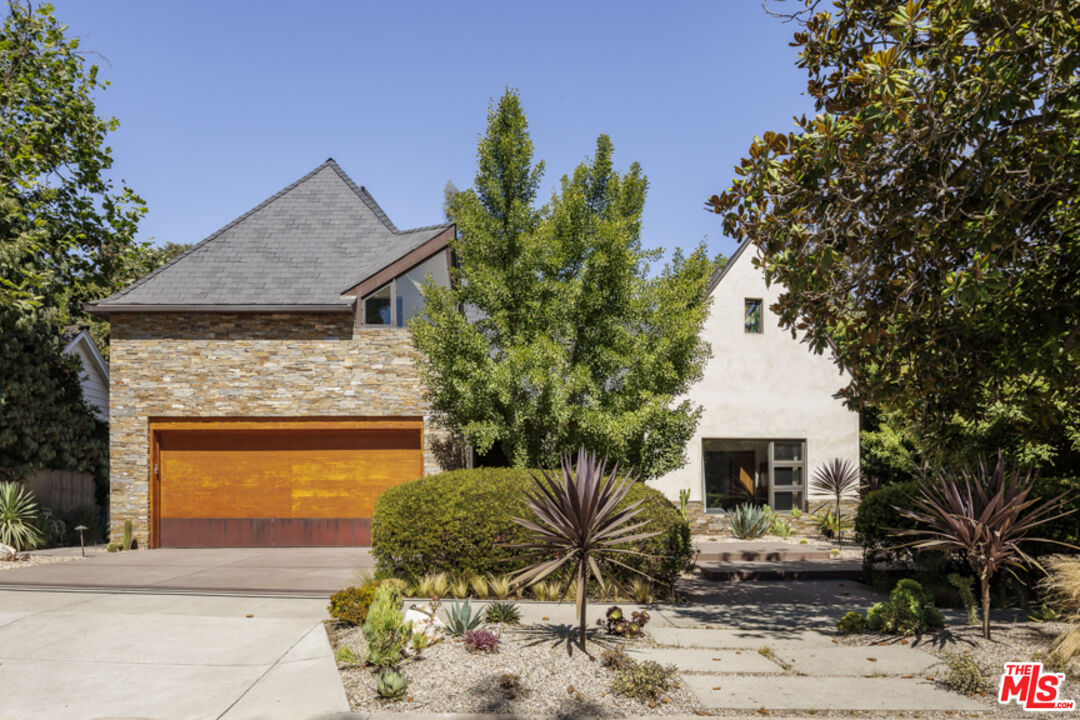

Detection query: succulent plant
xmin=599 ymin=605 xmax=650 ymax=637
xmin=483 ymin=600 xmax=522 ymax=625
xmin=443 ymin=597 xmax=482 ymax=636
xmin=376 ymin=670 xmax=409 ymax=701
xmin=462 ymin=627 xmax=501 ymax=653
xmin=727 ymin=503 xmax=771 ymax=540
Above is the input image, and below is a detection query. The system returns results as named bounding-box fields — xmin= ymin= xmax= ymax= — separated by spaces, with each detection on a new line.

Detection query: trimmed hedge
xmin=371 ymin=467 xmax=693 ymax=589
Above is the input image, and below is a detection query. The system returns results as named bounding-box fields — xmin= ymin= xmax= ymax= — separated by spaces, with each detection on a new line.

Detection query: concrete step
xmin=699 ymin=560 xmax=862 ymax=581
xmin=695 ymin=541 xmax=832 ymax=562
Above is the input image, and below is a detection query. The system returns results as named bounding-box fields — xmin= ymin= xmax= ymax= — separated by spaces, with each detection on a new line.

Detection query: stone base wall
xmin=108 ymin=312 xmax=459 ymax=546
xmin=685 ymin=498 xmax=861 ymax=538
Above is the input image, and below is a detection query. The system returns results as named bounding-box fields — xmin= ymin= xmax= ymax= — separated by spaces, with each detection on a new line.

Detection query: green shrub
xmin=611 ymin=658 xmax=678 ymax=702
xmin=943 ymin=653 xmax=986 ymax=695
xmin=866 ymin=578 xmax=945 ymax=635
xmin=855 ymin=481 xmax=922 ymax=564
xmin=1029 ymin=476 xmax=1080 ymax=553
xmin=328 ymin=582 xmax=379 ymax=626
xmin=947 ymin=573 xmax=979 ymax=626
xmin=836 ymin=610 xmax=867 ymax=634
xmin=371 ymin=468 xmax=692 ymax=591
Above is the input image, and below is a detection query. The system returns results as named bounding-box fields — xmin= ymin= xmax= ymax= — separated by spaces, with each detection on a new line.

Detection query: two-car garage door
xmin=150 ymin=419 xmax=423 ymax=547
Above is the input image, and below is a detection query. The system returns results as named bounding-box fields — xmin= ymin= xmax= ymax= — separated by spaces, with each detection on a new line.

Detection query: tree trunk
xmin=578 ymin=560 xmax=588 ymax=650
xmin=981 ymin=574 xmax=992 ymax=640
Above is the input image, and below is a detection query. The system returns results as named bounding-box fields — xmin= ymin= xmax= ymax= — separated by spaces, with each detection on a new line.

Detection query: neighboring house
xmin=61 ymin=326 xmax=110 ymax=422
xmin=88 ymin=159 xmax=456 ymax=548
xmin=649 ymin=242 xmax=860 ymax=520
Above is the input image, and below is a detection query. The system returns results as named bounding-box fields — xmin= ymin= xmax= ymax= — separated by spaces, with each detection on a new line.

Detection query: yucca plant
xmin=727 ymin=503 xmax=770 ymax=540
xmin=0 ymin=482 xmax=42 ymax=551
xmin=898 ymin=452 xmax=1076 ymax=640
xmin=810 ymin=458 xmax=860 ymax=544
xmin=509 ymin=448 xmax=658 ymax=649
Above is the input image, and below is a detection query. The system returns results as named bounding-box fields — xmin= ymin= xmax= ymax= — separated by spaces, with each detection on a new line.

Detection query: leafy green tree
xmin=709 ymin=0 xmax=1080 ymax=462
xmin=0 ymin=1 xmax=146 ymax=318
xmin=412 ymin=90 xmax=716 ymax=478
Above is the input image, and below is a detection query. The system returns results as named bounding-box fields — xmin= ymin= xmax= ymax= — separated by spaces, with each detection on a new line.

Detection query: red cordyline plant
xmin=810 ymin=457 xmax=861 ymax=544
xmin=509 ymin=448 xmax=658 ymax=649
xmin=898 ymin=451 xmax=1075 ymax=640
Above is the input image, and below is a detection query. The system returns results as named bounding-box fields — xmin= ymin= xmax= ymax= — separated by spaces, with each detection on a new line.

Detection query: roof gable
xmin=90 ymin=159 xmax=451 ymax=313
xmin=706 ymin=240 xmax=753 ymax=296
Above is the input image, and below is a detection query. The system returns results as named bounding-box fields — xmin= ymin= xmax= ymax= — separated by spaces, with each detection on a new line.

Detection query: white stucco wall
xmin=649 ymin=244 xmax=860 ymax=507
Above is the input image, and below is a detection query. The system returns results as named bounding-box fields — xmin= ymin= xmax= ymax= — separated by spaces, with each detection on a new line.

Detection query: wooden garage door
xmin=150 ymin=419 xmax=423 ymax=547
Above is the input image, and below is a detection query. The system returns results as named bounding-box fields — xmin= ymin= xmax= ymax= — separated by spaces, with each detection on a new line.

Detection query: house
xmin=88 ymin=159 xmax=457 ymax=548
xmin=61 ymin=326 xmax=109 ymax=422
xmin=649 ymin=241 xmax=860 ymax=524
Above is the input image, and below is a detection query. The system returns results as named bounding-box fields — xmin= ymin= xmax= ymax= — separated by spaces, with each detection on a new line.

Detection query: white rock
xmin=0 ymin=544 xmax=16 ymax=561
xmin=404 ymin=606 xmax=446 ymax=639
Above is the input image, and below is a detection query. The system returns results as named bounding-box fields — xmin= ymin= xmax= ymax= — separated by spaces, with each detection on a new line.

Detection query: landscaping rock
xmin=0 ymin=545 xmax=16 ymax=562
xmin=403 ymin=605 xmax=446 ymax=639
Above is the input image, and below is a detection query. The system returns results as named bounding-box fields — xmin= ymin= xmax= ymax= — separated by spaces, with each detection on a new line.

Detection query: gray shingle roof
xmin=90 ymin=159 xmax=451 ymax=312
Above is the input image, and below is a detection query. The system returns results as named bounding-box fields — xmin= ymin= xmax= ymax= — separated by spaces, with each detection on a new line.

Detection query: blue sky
xmin=49 ymin=1 xmax=813 ymax=264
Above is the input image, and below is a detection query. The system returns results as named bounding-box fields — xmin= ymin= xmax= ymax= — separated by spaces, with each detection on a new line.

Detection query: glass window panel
xmin=397 ymin=253 xmax=451 ymax=327
xmin=773 ymin=466 xmax=802 ymax=487
xmin=364 ymin=286 xmax=391 ymax=325
xmin=773 ymin=442 xmax=802 ymax=462
xmin=772 ymin=491 xmax=803 ymax=512
xmin=744 ymin=299 xmax=762 ymax=333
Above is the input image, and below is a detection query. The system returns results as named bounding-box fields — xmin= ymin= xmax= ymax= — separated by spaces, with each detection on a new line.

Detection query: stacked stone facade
xmin=108 ymin=312 xmax=455 ymax=546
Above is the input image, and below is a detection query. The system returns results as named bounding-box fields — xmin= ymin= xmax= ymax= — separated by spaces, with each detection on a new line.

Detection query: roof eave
xmin=86 ymin=301 xmax=356 ymax=318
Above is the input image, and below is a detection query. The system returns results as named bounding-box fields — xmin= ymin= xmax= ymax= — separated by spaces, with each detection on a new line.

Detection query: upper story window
xmin=361 ymin=251 xmax=451 ymax=327
xmin=744 ymin=298 xmax=763 ymax=333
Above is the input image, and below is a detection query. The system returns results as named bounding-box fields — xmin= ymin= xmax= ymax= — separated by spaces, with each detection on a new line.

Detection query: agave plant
xmin=727 ymin=503 xmax=770 ymax=540
xmin=483 ymin=600 xmax=522 ymax=625
xmin=898 ymin=452 xmax=1076 ymax=640
xmin=509 ymin=448 xmax=658 ymax=648
xmin=376 ymin=670 xmax=409 ymax=701
xmin=810 ymin=458 xmax=860 ymax=544
xmin=443 ymin=597 xmax=482 ymax=636
xmin=0 ymin=482 xmax=42 ymax=551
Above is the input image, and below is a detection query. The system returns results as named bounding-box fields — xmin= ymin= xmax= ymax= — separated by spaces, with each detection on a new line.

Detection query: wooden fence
xmin=25 ymin=469 xmax=97 ymax=513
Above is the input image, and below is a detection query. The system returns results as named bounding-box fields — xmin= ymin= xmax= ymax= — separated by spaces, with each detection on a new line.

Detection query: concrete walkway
xmin=0 ymin=589 xmax=348 ymax=720
xmin=0 ymin=547 xmax=375 ymax=596
xmin=644 ymin=625 xmax=984 ymax=712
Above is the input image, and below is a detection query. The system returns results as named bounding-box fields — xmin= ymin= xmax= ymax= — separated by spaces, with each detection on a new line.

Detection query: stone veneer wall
xmin=108 ymin=312 xmax=455 ymax=546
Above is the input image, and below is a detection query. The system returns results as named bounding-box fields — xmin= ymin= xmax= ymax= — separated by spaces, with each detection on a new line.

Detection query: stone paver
xmin=628 ymin=647 xmax=779 ymax=673
xmin=684 ymin=674 xmax=984 ymax=711
xmin=646 ymin=626 xmax=836 ymax=648
xmin=780 ymin=645 xmax=943 ymax=676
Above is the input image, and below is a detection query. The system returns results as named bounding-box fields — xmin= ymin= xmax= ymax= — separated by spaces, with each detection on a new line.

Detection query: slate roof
xmin=89 ymin=159 xmax=451 ymax=313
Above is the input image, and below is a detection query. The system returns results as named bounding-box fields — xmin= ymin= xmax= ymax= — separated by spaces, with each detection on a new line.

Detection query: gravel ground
xmin=0 ymin=545 xmax=105 ymax=573
xmin=840 ymin=621 xmax=1078 ymax=716
xmin=331 ymin=623 xmax=699 ymax=716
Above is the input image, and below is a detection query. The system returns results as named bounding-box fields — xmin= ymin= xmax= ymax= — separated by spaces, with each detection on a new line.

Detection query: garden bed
xmin=0 ymin=545 xmax=104 ymax=572
xmin=329 ymin=621 xmax=699 ymax=716
xmin=839 ymin=621 xmax=1078 ymax=713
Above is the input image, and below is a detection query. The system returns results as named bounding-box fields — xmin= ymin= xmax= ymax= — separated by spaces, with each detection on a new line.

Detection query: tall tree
xmin=709 ymin=0 xmax=1080 ymax=462
xmin=412 ymin=90 xmax=716 ymax=478
xmin=0 ymin=1 xmax=146 ymax=318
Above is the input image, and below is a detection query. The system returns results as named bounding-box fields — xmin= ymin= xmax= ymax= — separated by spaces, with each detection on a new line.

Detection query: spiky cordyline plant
xmin=898 ymin=452 xmax=1076 ymax=640
xmin=810 ymin=458 xmax=860 ymax=544
xmin=509 ymin=448 xmax=658 ymax=649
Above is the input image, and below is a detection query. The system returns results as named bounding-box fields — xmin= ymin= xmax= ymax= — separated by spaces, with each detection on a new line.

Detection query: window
xmin=770 ymin=441 xmax=805 ymax=511
xmin=360 ymin=252 xmax=452 ymax=326
xmin=700 ymin=438 xmax=806 ymax=513
xmin=363 ymin=285 xmax=392 ymax=325
xmin=744 ymin=299 xmax=763 ymax=333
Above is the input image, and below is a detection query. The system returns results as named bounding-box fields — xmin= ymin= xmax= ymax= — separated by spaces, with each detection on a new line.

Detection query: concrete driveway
xmin=0 ymin=548 xmax=374 ymax=596
xmin=0 ymin=589 xmax=349 ymax=720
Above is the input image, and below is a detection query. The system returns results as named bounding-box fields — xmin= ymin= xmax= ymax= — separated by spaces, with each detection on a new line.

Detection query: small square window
xmin=744 ymin=299 xmax=763 ymax=333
